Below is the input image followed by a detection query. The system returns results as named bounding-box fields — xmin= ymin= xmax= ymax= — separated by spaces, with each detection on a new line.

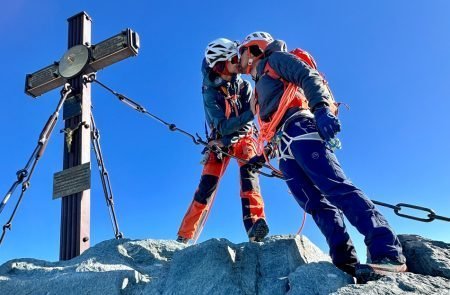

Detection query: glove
xmin=313 ymin=105 xmax=341 ymax=142
xmin=247 ymin=154 xmax=266 ymax=171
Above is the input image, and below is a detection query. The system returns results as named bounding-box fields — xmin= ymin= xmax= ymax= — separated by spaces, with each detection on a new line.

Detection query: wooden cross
xmin=24 ymin=11 xmax=139 ymax=260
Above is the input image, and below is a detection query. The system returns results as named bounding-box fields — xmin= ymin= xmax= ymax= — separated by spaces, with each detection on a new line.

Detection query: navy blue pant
xmin=278 ymin=116 xmax=405 ymax=271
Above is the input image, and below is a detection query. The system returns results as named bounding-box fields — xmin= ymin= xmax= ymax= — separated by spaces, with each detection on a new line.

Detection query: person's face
xmin=225 ymin=54 xmax=239 ymax=74
xmin=238 ymin=47 xmax=250 ymax=74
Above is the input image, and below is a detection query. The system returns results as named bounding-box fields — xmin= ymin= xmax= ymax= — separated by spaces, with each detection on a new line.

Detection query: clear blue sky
xmin=0 ymin=0 xmax=449 ymax=264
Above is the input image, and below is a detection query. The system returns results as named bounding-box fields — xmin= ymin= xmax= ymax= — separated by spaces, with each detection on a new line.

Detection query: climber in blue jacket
xmin=239 ymin=31 xmax=407 ymax=282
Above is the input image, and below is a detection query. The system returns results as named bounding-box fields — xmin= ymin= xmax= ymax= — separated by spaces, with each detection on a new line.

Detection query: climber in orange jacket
xmin=176 ymin=38 xmax=269 ymax=244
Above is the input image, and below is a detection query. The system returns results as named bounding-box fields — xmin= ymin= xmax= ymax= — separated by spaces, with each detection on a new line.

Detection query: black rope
xmin=83 ymin=74 xmax=450 ymax=224
xmin=0 ymin=84 xmax=73 ymax=245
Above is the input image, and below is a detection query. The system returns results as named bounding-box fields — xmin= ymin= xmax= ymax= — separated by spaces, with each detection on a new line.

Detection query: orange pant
xmin=177 ymin=137 xmax=266 ymax=239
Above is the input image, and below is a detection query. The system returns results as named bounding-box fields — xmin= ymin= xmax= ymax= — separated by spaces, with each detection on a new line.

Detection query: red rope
xmin=296 ymin=211 xmax=307 ymax=236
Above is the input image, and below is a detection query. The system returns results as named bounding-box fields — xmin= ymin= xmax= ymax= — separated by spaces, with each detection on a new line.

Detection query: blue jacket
xmin=201 ymin=59 xmax=254 ymax=146
xmin=255 ymin=40 xmax=332 ymax=123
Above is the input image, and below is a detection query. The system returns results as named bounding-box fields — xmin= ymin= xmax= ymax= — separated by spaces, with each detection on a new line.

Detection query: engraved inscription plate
xmin=90 ymin=29 xmax=139 ymax=72
xmin=53 ymin=162 xmax=91 ymax=199
xmin=92 ymin=33 xmax=127 ymax=61
xmin=29 ymin=64 xmax=59 ymax=88
xmin=25 ymin=63 xmax=65 ymax=97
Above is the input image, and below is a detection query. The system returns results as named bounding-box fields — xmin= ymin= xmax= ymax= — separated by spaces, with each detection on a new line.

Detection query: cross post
xmin=59 ymin=12 xmax=92 ymax=261
xmin=24 ymin=11 xmax=139 ymax=260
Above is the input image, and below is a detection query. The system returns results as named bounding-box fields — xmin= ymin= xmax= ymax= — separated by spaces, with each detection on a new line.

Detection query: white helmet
xmin=239 ymin=32 xmax=274 ymax=74
xmin=240 ymin=31 xmax=274 ymax=52
xmin=204 ymin=38 xmax=238 ymax=68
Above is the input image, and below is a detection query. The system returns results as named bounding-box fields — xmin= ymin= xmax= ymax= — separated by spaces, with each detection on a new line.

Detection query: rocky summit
xmin=0 ymin=234 xmax=449 ymax=295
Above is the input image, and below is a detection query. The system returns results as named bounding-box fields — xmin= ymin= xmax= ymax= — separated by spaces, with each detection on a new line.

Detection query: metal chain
xmin=83 ymin=75 xmax=450 ymax=224
xmin=372 ymin=200 xmax=450 ymax=222
xmin=0 ymin=84 xmax=73 ymax=245
xmin=90 ymin=112 xmax=123 ymax=239
xmin=83 ymin=74 xmax=283 ymax=179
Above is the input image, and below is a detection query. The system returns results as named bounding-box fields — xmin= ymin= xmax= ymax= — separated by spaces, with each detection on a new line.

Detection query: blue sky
xmin=0 ymin=1 xmax=449 ymax=264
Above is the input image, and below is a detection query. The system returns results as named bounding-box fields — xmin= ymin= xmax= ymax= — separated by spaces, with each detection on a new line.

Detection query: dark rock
xmin=399 ymin=234 xmax=450 ymax=279
xmin=332 ymin=272 xmax=450 ymax=295
xmin=288 ymin=262 xmax=354 ymax=295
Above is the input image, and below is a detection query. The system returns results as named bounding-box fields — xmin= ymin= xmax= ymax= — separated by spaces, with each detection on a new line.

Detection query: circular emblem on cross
xmin=58 ymin=44 xmax=90 ymax=79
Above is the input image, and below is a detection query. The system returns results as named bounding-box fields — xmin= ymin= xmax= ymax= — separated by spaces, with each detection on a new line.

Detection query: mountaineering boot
xmin=176 ymin=236 xmax=190 ymax=244
xmin=355 ymin=258 xmax=407 ymax=283
xmin=248 ymin=218 xmax=269 ymax=242
xmin=336 ymin=262 xmax=358 ymax=277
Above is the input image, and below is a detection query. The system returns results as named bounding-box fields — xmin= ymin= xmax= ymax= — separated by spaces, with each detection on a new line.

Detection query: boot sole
xmin=355 ymin=264 xmax=407 ymax=284
xmin=249 ymin=220 xmax=269 ymax=242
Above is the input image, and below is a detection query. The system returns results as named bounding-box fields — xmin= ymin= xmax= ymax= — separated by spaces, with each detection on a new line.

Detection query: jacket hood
xmin=263 ymin=40 xmax=287 ymax=57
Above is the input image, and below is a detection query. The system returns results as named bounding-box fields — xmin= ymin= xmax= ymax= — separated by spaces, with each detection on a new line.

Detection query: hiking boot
xmin=336 ymin=263 xmax=358 ymax=277
xmin=248 ymin=218 xmax=269 ymax=242
xmin=355 ymin=258 xmax=407 ymax=284
xmin=176 ymin=236 xmax=190 ymax=244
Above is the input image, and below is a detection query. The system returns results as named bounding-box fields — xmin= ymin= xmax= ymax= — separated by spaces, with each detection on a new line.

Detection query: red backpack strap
xmin=262 ymin=49 xmax=343 ymax=117
xmin=290 ymin=48 xmax=343 ymax=116
xmin=290 ymin=48 xmax=318 ymax=69
xmin=263 ymin=48 xmax=317 ymax=82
